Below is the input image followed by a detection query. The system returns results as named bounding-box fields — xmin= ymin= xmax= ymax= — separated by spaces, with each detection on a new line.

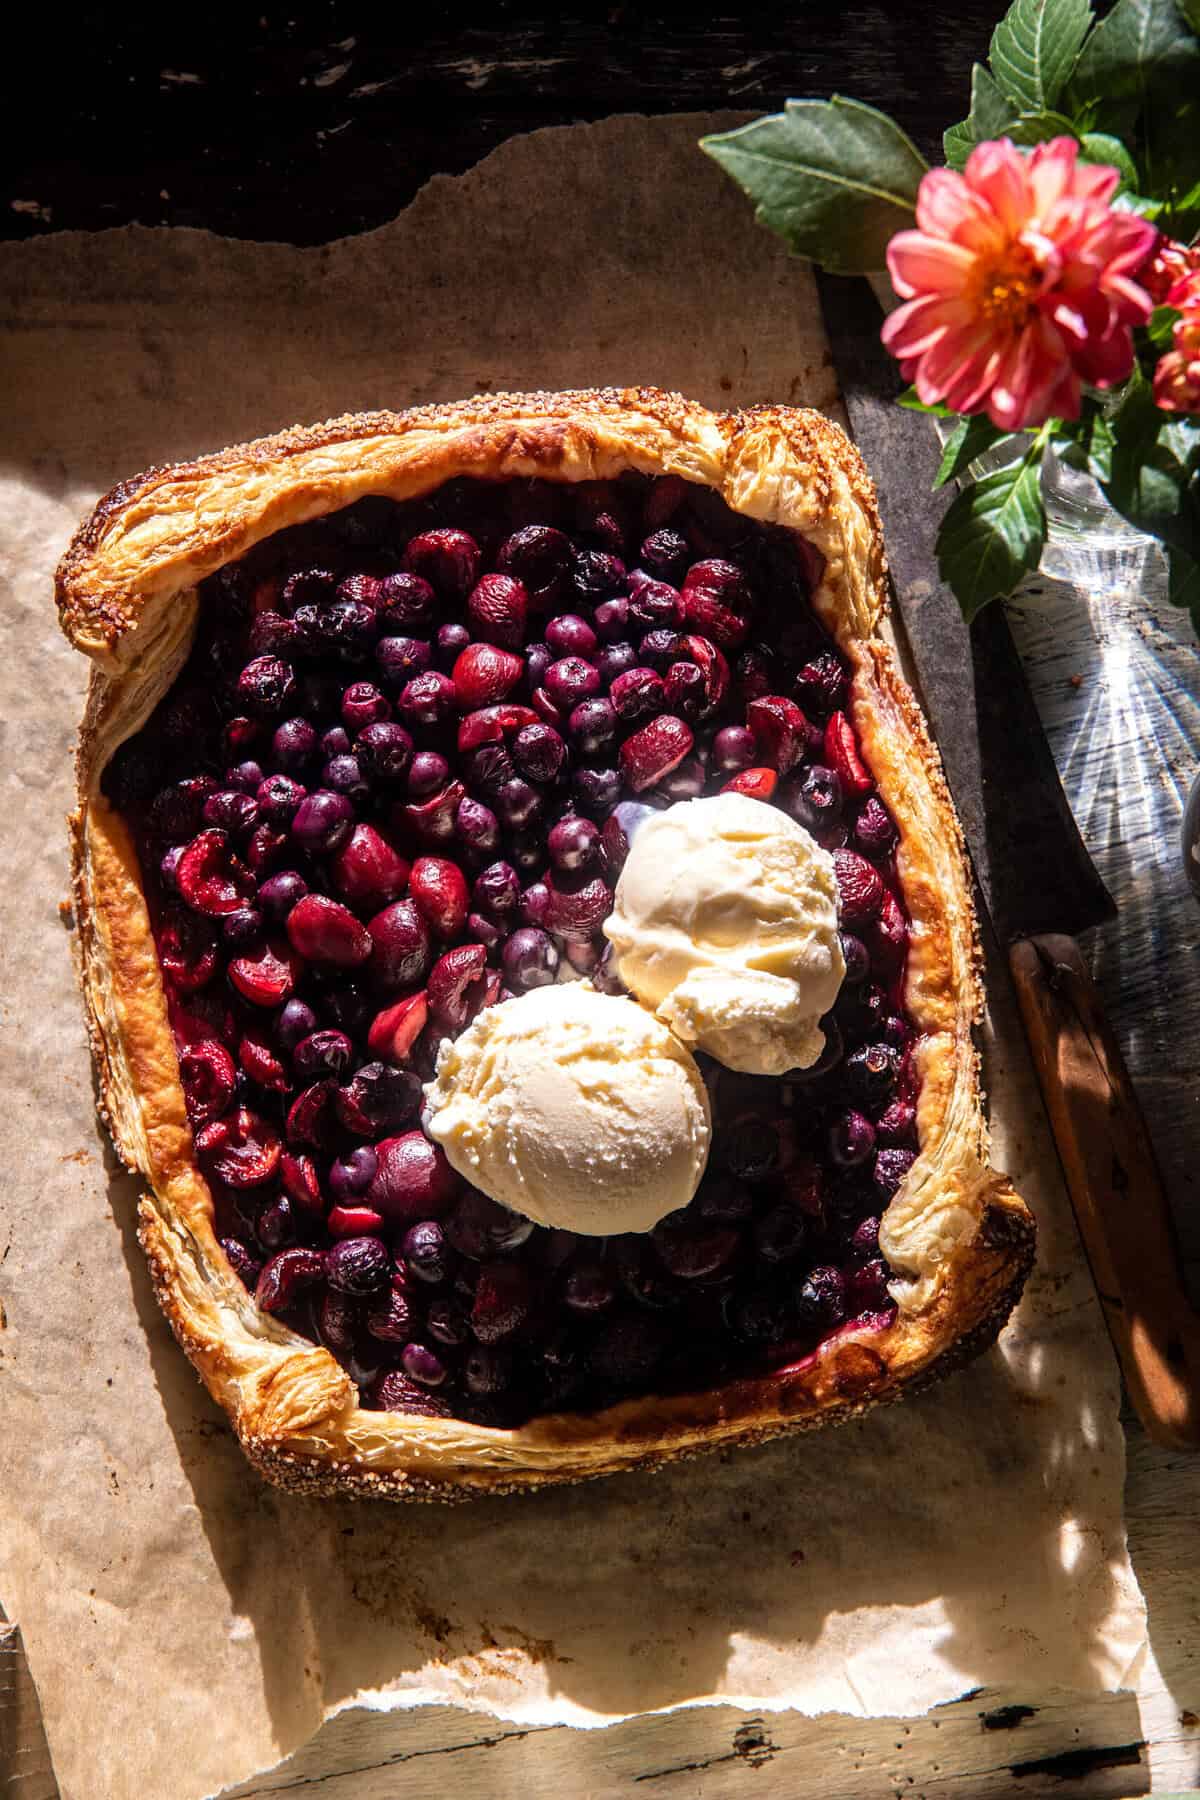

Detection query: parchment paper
xmin=0 ymin=115 xmax=1145 ymax=1800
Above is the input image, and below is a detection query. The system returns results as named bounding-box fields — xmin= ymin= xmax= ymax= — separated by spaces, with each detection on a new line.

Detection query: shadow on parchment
xmin=101 ymin=1107 xmax=1144 ymax=1791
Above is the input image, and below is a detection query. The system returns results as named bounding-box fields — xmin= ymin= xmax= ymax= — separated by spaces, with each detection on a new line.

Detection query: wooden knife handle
xmin=1010 ymin=932 xmax=1200 ymax=1448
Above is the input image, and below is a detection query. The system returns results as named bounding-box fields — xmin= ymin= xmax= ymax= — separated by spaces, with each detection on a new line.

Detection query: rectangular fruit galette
xmin=57 ymin=389 xmax=1034 ymax=1499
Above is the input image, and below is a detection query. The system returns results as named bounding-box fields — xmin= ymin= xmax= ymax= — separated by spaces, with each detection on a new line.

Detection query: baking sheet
xmin=0 ymin=114 xmax=1145 ymax=1800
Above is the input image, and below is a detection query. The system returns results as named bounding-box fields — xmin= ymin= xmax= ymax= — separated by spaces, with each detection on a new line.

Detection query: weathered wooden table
xmin=5 ymin=11 xmax=1199 ymax=1796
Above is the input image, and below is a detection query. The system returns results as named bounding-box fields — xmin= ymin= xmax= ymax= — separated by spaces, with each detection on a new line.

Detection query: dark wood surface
xmin=6 ymin=4 xmax=998 ymax=245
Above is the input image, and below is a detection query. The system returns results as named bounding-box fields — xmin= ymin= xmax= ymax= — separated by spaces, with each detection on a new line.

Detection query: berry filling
xmin=105 ymin=471 xmax=918 ymax=1427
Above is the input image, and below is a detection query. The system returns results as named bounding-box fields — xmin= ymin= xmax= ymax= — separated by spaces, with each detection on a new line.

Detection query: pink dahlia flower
xmin=882 ymin=137 xmax=1156 ymax=430
xmin=1153 ymin=269 xmax=1200 ymax=415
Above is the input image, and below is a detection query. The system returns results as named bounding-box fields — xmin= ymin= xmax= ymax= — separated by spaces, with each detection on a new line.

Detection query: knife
xmin=817 ymin=270 xmax=1200 ymax=1449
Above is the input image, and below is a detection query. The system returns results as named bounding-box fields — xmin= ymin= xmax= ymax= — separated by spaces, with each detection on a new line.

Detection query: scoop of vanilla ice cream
xmin=424 ymin=982 xmax=711 ymax=1235
xmin=604 ymin=793 xmax=845 ymax=1076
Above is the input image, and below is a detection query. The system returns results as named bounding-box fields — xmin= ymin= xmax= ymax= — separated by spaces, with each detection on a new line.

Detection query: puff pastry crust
xmin=59 ymin=388 xmax=1034 ymax=1500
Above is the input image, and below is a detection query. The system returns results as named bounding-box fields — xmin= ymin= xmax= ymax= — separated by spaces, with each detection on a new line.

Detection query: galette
xmin=57 ymin=388 xmax=1034 ymax=1499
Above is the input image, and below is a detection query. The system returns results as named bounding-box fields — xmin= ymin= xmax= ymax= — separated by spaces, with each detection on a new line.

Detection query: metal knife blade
xmin=814 ymin=270 xmax=1115 ymax=944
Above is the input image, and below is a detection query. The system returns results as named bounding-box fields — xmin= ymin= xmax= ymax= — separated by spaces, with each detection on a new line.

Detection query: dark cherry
xmin=402 ymin=1343 xmax=448 ymax=1387
xmin=444 ymin=1190 xmax=535 ymax=1259
xmin=222 ymin=907 xmax=264 ymax=950
xmin=202 ymin=790 xmax=259 ymax=837
xmin=593 ymin=596 xmax=630 ymax=642
xmin=456 ymin=797 xmax=501 ymax=857
xmin=597 ymin=640 xmax=638 ymax=686
xmin=369 ymin=1131 xmax=458 ymax=1224
xmin=568 ymin=697 xmax=617 ymax=756
xmin=368 ymin=900 xmax=432 ymax=991
xmin=829 ymin=1109 xmax=877 ymax=1169
xmin=839 ymin=932 xmax=871 ymax=986
xmin=291 ymin=790 xmax=354 ymax=855
xmin=564 ymin=1261 xmax=616 ymax=1314
xmin=874 ymin=1147 xmax=917 ymax=1199
xmin=794 ymin=1265 xmax=847 ymax=1330
xmin=496 ymin=525 xmax=574 ymax=607
xmin=571 ymin=765 xmax=621 ymax=818
xmin=545 ymin=614 xmax=598 ymax=658
xmin=547 ymin=815 xmax=599 ymax=873
xmin=501 ymin=927 xmax=559 ymax=989
xmin=544 ymin=657 xmax=600 ymax=711
xmin=471 ymin=1262 xmax=533 ymax=1343
xmin=256 ymin=774 xmax=306 ymax=825
xmin=589 ymin=1313 xmax=667 ymax=1386
xmin=398 ymin=671 xmax=457 ymax=732
xmin=236 ymin=656 xmax=296 ymax=718
xmin=472 ymin=860 xmax=521 ymax=918
xmin=722 ymin=1115 xmax=780 ymax=1182
xmin=336 ymin=1062 xmax=423 ymax=1136
xmin=573 ymin=549 xmax=626 ymax=600
xmin=329 ymin=1145 xmax=380 ymax=1203
xmin=435 ymin=621 xmax=471 ymax=670
xmin=785 ymin=764 xmax=844 ymax=836
xmin=854 ymin=796 xmax=898 ymax=857
xmin=326 ymin=1236 xmax=391 ymax=1297
xmin=404 ymin=527 xmax=481 ymax=599
xmin=846 ymin=1043 xmax=899 ymax=1103
xmin=403 ymin=1219 xmax=449 ymax=1285
xmin=378 ymin=571 xmax=437 ymax=630
xmin=375 ymin=635 xmax=432 ymax=691
xmin=406 ymin=750 xmax=451 ymax=798
xmin=226 ymin=759 xmax=266 ymax=794
xmin=511 ymin=722 xmax=567 ymax=784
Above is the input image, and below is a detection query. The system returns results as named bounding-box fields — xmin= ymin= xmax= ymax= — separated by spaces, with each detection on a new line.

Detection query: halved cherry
xmin=747 ymin=694 xmax=808 ymax=774
xmin=329 ymin=823 xmax=409 ymax=911
xmin=397 ymin=780 xmax=467 ymax=849
xmin=195 ymin=1107 xmax=281 ymax=1188
xmin=175 ymin=829 xmax=256 ymax=916
xmin=721 ymin=766 xmax=778 ymax=801
xmin=409 ymin=856 xmax=470 ymax=940
xmin=426 ymin=944 xmax=490 ymax=1034
xmin=178 ymin=1038 xmax=236 ymax=1127
xmin=286 ymin=1079 xmax=340 ymax=1149
xmin=676 ymin=633 xmax=730 ymax=714
xmin=451 ymin=643 xmax=524 ymax=710
xmin=544 ymin=874 xmax=612 ymax=940
xmin=158 ymin=911 xmax=219 ymax=993
xmin=456 ymin=703 xmax=540 ymax=755
xmin=255 ymin=1247 xmax=326 ymax=1314
xmin=466 ymin=573 xmax=529 ymax=648
xmin=286 ymin=894 xmax=373 ymax=967
xmin=868 ymin=888 xmax=909 ymax=972
xmin=279 ymin=1150 xmax=324 ymax=1215
xmin=367 ymin=992 xmax=429 ymax=1064
xmin=832 ymin=849 xmax=886 ymax=925
xmin=238 ymin=1027 xmax=289 ymax=1091
xmin=619 ymin=714 xmax=694 ymax=793
xmin=228 ymin=937 xmax=301 ymax=1007
xmin=327 ymin=1203 xmax=388 ymax=1239
xmin=824 ymin=710 xmax=873 ymax=798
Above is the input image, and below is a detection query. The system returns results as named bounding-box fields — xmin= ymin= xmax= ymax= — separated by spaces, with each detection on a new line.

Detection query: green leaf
xmin=935 ymin=416 xmax=1013 ymax=487
xmin=1111 ymin=190 xmax=1164 ymax=215
xmin=1005 ymin=109 xmax=1082 ymax=144
xmin=1079 ymin=130 xmax=1141 ymax=189
xmin=1147 ymin=305 xmax=1182 ymax=347
xmin=937 ymin=454 xmax=1048 ymax=620
xmin=1167 ymin=548 xmax=1200 ymax=630
xmin=1073 ymin=0 xmax=1194 ymax=102
xmin=943 ymin=63 xmax=1016 ymax=170
xmin=700 ymin=98 xmax=927 ymax=274
xmin=943 ymin=118 xmax=976 ymax=171
xmin=1103 ymin=371 xmax=1200 ymax=550
xmin=1054 ymin=403 xmax=1118 ymax=484
xmin=1178 ymin=0 xmax=1200 ymax=30
xmin=898 ymin=387 xmax=955 ymax=416
xmin=989 ymin=0 xmax=1094 ymax=112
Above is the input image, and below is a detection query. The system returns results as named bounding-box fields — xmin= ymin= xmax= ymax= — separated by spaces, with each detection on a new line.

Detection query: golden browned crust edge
xmin=61 ymin=386 xmax=1035 ymax=1500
